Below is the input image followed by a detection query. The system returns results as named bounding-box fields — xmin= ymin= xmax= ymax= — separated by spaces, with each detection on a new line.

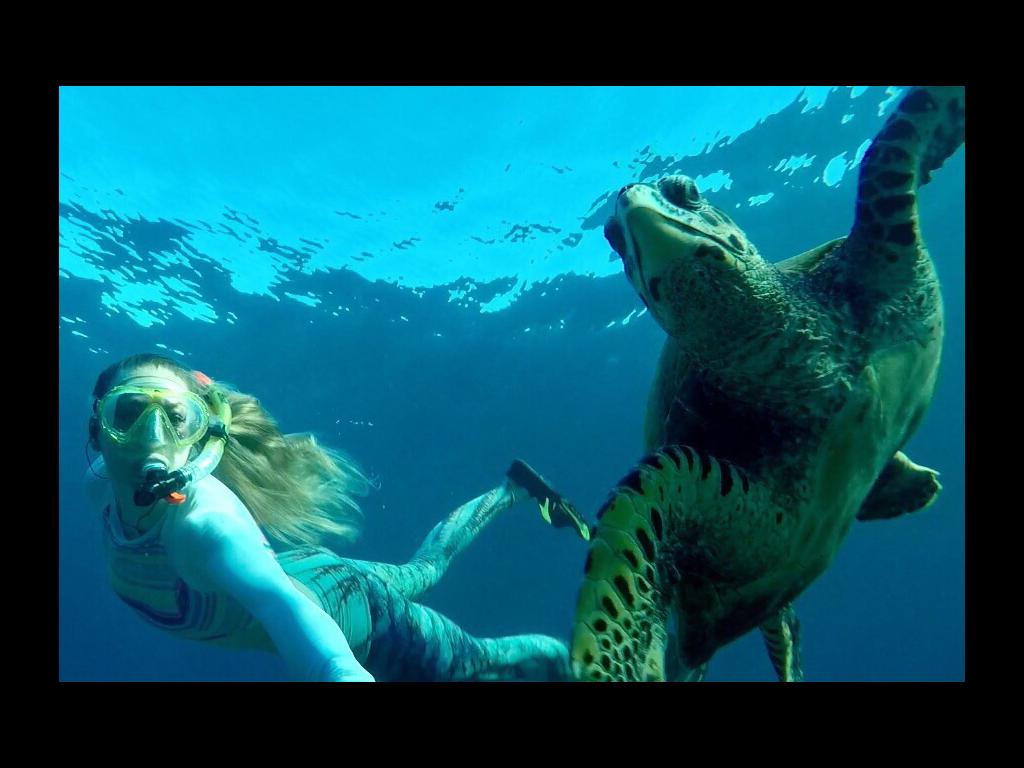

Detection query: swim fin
xmin=506 ymin=459 xmax=592 ymax=541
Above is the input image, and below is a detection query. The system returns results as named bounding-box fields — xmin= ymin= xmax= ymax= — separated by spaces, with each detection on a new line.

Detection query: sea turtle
xmin=571 ymin=85 xmax=964 ymax=682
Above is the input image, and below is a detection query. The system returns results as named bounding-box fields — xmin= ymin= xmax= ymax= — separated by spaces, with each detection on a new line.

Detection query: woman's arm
xmin=168 ymin=481 xmax=374 ymax=682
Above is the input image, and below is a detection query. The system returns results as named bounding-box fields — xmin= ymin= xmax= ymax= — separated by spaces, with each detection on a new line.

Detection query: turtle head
xmin=605 ymin=175 xmax=763 ymax=340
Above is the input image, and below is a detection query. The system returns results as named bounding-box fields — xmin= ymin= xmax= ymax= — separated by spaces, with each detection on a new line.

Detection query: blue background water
xmin=59 ymin=86 xmax=964 ymax=681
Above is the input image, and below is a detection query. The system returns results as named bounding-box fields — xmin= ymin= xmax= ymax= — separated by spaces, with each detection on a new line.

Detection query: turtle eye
xmin=658 ymin=176 xmax=701 ymax=208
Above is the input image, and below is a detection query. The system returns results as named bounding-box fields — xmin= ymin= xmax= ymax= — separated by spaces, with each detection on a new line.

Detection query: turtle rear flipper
xmin=760 ymin=604 xmax=803 ymax=682
xmin=857 ymin=451 xmax=942 ymax=522
xmin=571 ymin=446 xmax=787 ymax=682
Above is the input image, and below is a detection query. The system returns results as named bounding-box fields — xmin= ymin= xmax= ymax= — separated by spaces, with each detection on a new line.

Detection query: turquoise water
xmin=59 ymin=85 xmax=964 ymax=681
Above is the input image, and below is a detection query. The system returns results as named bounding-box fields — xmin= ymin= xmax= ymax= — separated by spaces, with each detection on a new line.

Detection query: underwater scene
xmin=59 ymin=85 xmax=964 ymax=681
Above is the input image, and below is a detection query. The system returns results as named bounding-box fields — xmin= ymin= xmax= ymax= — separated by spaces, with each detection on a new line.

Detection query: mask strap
xmin=84 ymin=441 xmax=109 ymax=479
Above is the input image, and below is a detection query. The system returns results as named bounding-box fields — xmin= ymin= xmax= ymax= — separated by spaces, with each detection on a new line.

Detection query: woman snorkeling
xmin=84 ymin=353 xmax=591 ymax=682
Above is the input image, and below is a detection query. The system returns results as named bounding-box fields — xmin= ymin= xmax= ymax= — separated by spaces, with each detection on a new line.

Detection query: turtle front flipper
xmin=845 ymin=86 xmax=964 ymax=299
xmin=857 ymin=451 xmax=942 ymax=521
xmin=665 ymin=631 xmax=709 ymax=682
xmin=760 ymin=603 xmax=803 ymax=682
xmin=571 ymin=446 xmax=787 ymax=682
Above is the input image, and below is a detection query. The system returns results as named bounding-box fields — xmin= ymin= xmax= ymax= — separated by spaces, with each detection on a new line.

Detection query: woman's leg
xmin=357 ymin=461 xmax=588 ymax=601
xmin=280 ymin=461 xmax=581 ymax=680
xmin=281 ymin=548 xmax=570 ymax=681
xmin=359 ymin=573 xmax=571 ymax=681
xmin=357 ymin=480 xmax=520 ymax=601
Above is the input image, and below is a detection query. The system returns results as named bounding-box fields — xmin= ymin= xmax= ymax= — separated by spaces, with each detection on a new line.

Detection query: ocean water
xmin=58 ymin=85 xmax=965 ymax=682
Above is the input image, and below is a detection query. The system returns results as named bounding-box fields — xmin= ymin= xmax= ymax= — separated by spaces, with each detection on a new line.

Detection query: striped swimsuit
xmin=100 ymin=482 xmax=569 ymax=680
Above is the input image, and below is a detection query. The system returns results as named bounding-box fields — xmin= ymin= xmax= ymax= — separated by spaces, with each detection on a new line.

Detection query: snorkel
xmin=133 ymin=374 xmax=232 ymax=507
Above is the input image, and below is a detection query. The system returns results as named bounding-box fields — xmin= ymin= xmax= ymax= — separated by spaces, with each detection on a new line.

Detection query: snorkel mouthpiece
xmin=133 ymin=463 xmax=188 ymax=506
xmin=133 ymin=466 xmax=185 ymax=507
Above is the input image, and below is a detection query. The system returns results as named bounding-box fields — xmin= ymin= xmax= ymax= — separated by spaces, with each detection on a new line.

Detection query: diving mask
xmin=97 ymin=385 xmax=211 ymax=450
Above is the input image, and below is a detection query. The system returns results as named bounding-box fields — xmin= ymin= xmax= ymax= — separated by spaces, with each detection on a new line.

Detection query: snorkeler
xmin=84 ymin=353 xmax=591 ymax=682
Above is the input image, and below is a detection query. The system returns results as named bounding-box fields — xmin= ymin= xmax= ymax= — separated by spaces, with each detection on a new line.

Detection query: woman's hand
xmin=322 ymin=657 xmax=376 ymax=682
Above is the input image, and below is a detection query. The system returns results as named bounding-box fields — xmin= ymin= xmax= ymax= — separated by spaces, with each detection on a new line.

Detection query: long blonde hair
xmin=91 ymin=354 xmax=369 ymax=547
